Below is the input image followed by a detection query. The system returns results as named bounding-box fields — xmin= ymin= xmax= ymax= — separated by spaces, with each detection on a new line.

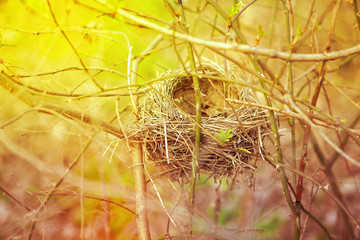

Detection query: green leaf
xmin=254 ymin=24 xmax=266 ymax=46
xmin=215 ymin=128 xmax=233 ymax=146
xmin=293 ymin=25 xmax=303 ymax=44
xmin=296 ymin=25 xmax=302 ymax=39
xmin=257 ymin=24 xmax=266 ymax=37
xmin=229 ymin=2 xmax=243 ymax=17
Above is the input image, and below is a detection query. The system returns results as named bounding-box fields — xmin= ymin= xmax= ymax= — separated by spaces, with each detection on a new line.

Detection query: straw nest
xmin=136 ymin=61 xmax=268 ymax=185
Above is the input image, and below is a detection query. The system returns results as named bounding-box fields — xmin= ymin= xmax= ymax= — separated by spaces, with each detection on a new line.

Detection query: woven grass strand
xmin=135 ymin=62 xmax=269 ymax=185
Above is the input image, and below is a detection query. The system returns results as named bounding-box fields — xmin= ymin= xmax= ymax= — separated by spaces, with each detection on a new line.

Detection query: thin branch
xmin=177 ymin=2 xmax=201 ymax=236
xmin=128 ymin=32 xmax=164 ymax=240
xmin=287 ymin=95 xmax=360 ymax=167
xmin=296 ymin=0 xmax=342 ymax=203
xmin=353 ymin=0 xmax=360 ymax=32
xmin=46 ymin=0 xmax=103 ymax=90
xmin=36 ymin=191 xmax=136 ymax=214
xmin=298 ymin=203 xmax=333 ymax=239
xmin=27 ymin=134 xmax=95 ymax=240
xmin=0 ymin=186 xmax=32 ymax=212
xmin=0 ymin=72 xmax=125 ymax=139
xmin=97 ymin=4 xmax=360 ymax=62
xmin=264 ymin=154 xmax=360 ymax=230
xmin=282 ymin=0 xmax=300 ymax=237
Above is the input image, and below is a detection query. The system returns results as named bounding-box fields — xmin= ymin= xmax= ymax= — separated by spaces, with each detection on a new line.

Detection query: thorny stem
xmin=281 ymin=0 xmax=300 ymax=238
xmin=264 ymin=154 xmax=360 ymax=231
xmin=178 ymin=1 xmax=201 ymax=236
xmin=313 ymin=113 xmax=360 ymax=238
xmin=312 ymin=136 xmax=354 ymax=239
xmin=288 ymin=94 xmax=360 ymax=167
xmin=327 ymin=113 xmax=360 ymax=168
xmin=207 ymin=0 xmax=298 ymax=219
xmin=298 ymin=203 xmax=333 ymax=239
xmin=296 ymin=0 xmax=341 ymax=205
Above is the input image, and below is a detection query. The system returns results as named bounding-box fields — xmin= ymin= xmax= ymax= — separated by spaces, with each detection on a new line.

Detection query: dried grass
xmin=135 ymin=61 xmax=269 ymax=185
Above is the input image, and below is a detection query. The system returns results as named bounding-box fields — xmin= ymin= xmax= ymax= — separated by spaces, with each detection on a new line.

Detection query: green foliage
xmin=227 ymin=1 xmax=243 ymax=27
xmin=215 ymin=128 xmax=233 ymax=146
xmin=257 ymin=24 xmax=266 ymax=37
xmin=254 ymin=24 xmax=266 ymax=46
xmin=228 ymin=1 xmax=244 ymax=18
xmin=293 ymin=24 xmax=303 ymax=44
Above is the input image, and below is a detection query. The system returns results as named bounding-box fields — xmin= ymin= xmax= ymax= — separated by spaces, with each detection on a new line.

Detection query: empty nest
xmin=136 ymin=61 xmax=268 ymax=185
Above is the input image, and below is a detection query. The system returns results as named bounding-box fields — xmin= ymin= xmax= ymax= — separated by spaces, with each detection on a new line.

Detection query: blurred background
xmin=0 ymin=0 xmax=359 ymax=239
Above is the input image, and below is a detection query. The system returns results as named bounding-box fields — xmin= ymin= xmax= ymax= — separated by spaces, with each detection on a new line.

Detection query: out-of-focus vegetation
xmin=0 ymin=0 xmax=360 ymax=239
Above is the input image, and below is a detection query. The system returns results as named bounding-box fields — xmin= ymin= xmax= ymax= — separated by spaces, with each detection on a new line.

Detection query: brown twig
xmin=0 ymin=71 xmax=125 ymax=139
xmin=127 ymin=31 xmax=164 ymax=240
xmin=46 ymin=0 xmax=103 ymax=91
xmin=84 ymin=1 xmax=360 ymax=62
xmin=0 ymin=186 xmax=32 ymax=212
xmin=27 ymin=135 xmax=94 ymax=240
xmin=353 ymin=0 xmax=360 ymax=32
xmin=296 ymin=0 xmax=342 ymax=204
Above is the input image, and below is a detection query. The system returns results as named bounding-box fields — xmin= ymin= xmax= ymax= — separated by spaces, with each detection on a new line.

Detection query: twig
xmin=46 ymin=0 xmax=103 ymax=91
xmin=178 ymin=1 xmax=201 ymax=236
xmin=128 ymin=32 xmax=164 ymax=240
xmin=0 ymin=71 xmax=125 ymax=139
xmin=206 ymin=0 xmax=298 ymax=220
xmin=311 ymin=133 xmax=356 ymax=239
xmin=144 ymin=166 xmax=176 ymax=226
xmin=263 ymin=154 xmax=360 ymax=231
xmin=282 ymin=0 xmax=300 ymax=237
xmin=35 ymin=191 xmax=136 ymax=214
xmin=353 ymin=0 xmax=360 ymax=32
xmin=27 ymin=134 xmax=94 ymax=240
xmin=298 ymin=203 xmax=333 ymax=239
xmin=0 ymin=186 xmax=32 ymax=212
xmin=327 ymin=113 xmax=360 ymax=169
xmin=286 ymin=95 xmax=360 ymax=167
xmin=296 ymin=0 xmax=342 ymax=204
xmin=102 ymin=4 xmax=360 ymax=62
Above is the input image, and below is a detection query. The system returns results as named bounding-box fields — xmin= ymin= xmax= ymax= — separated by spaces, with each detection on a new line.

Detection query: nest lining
xmin=136 ymin=62 xmax=268 ymax=183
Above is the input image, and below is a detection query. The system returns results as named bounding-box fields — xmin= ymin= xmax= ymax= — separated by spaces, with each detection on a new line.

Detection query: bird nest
xmin=136 ymin=61 xmax=268 ymax=185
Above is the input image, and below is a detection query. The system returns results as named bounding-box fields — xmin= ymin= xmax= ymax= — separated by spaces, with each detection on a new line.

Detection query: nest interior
xmin=137 ymin=62 xmax=268 ymax=184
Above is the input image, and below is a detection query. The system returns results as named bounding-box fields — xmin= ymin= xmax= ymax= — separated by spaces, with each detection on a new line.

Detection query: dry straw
xmin=136 ymin=60 xmax=268 ymax=185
